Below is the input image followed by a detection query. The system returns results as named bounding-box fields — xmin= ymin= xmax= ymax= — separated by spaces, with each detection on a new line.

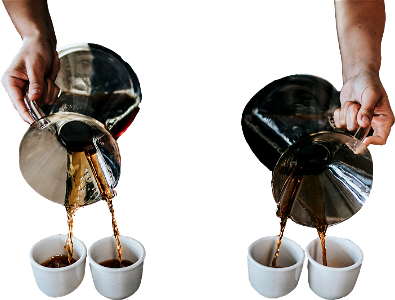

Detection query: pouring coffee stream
xmin=58 ymin=119 xmax=120 ymax=264
xmin=271 ymin=142 xmax=329 ymax=267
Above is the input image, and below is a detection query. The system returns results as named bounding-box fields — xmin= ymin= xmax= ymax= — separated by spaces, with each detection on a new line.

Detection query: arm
xmin=334 ymin=0 xmax=394 ymax=145
xmin=3 ymin=0 xmax=56 ymax=46
xmin=336 ymin=0 xmax=384 ymax=82
xmin=1 ymin=0 xmax=59 ymax=123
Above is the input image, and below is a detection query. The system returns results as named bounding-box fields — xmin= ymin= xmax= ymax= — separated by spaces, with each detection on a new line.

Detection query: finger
xmin=358 ymin=85 xmax=382 ymax=128
xmin=333 ymin=108 xmax=341 ymax=128
xmin=26 ymin=59 xmax=46 ymax=105
xmin=338 ymin=101 xmax=353 ymax=128
xmin=7 ymin=90 xmax=34 ymax=124
xmin=27 ymin=80 xmax=45 ymax=105
xmin=12 ymin=96 xmax=34 ymax=124
xmin=50 ymin=84 xmax=60 ymax=105
xmin=1 ymin=75 xmax=33 ymax=123
xmin=363 ymin=118 xmax=393 ymax=146
xmin=346 ymin=103 xmax=360 ymax=132
xmin=49 ymin=49 xmax=60 ymax=81
xmin=45 ymin=79 xmax=58 ymax=105
xmin=44 ymin=78 xmax=54 ymax=105
xmin=363 ymin=136 xmax=385 ymax=146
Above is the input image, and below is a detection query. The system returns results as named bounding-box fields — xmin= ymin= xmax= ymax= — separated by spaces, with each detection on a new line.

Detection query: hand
xmin=1 ymin=35 xmax=60 ymax=123
xmin=333 ymin=70 xmax=394 ymax=146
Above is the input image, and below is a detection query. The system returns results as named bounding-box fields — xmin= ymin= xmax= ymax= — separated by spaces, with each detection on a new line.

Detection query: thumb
xmin=26 ymin=62 xmax=46 ymax=105
xmin=357 ymin=85 xmax=381 ymax=127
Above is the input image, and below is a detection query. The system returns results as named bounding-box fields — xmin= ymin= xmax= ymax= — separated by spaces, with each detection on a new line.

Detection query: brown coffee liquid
xmin=60 ymin=121 xmax=122 ymax=265
xmin=99 ymin=259 xmax=134 ymax=268
xmin=84 ymin=146 xmax=124 ymax=266
xmin=65 ymin=204 xmax=79 ymax=265
xmin=272 ymin=167 xmax=328 ymax=267
xmin=295 ymin=143 xmax=329 ymax=266
xmin=59 ymin=121 xmax=122 ymax=265
xmin=63 ymin=150 xmax=91 ymax=264
xmin=41 ymin=255 xmax=76 ymax=268
xmin=271 ymin=218 xmax=287 ymax=267
xmin=272 ymin=169 xmax=302 ymax=267
xmin=105 ymin=197 xmax=123 ymax=267
xmin=317 ymin=225 xmax=328 ymax=266
xmin=297 ymin=195 xmax=328 ymax=266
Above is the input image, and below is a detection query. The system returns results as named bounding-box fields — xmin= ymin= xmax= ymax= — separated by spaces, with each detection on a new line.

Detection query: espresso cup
xmin=29 ymin=234 xmax=87 ymax=297
xmin=88 ymin=236 xmax=146 ymax=300
xmin=306 ymin=236 xmax=363 ymax=299
xmin=247 ymin=236 xmax=305 ymax=298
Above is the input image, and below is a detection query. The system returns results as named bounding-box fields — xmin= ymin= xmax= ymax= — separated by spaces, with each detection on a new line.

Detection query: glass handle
xmin=24 ymin=95 xmax=50 ymax=128
xmin=353 ymin=125 xmax=371 ymax=142
xmin=24 ymin=95 xmax=46 ymax=122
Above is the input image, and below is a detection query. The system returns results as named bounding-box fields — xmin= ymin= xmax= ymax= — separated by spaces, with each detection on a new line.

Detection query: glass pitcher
xmin=19 ymin=43 xmax=141 ymax=206
xmin=241 ymin=74 xmax=373 ymax=227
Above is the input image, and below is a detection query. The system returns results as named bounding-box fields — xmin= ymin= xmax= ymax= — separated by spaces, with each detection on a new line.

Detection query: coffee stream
xmin=62 ymin=151 xmax=89 ymax=266
xmin=272 ymin=168 xmax=328 ymax=267
xmin=317 ymin=225 xmax=328 ymax=266
xmin=85 ymin=143 xmax=125 ymax=267
xmin=272 ymin=169 xmax=302 ymax=267
xmin=271 ymin=217 xmax=287 ymax=268
xmin=54 ymin=149 xmax=125 ymax=268
xmin=65 ymin=204 xmax=79 ymax=265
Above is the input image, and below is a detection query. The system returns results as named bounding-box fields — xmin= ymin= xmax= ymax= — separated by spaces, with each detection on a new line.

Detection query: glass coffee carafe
xmin=241 ymin=74 xmax=373 ymax=227
xmin=19 ymin=43 xmax=142 ymax=206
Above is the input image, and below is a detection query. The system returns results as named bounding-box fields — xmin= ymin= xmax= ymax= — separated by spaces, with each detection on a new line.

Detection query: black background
xmin=0 ymin=1 xmax=394 ymax=299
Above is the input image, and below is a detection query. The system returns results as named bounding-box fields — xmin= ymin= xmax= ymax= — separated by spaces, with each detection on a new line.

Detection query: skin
xmin=334 ymin=0 xmax=394 ymax=146
xmin=1 ymin=0 xmax=59 ymax=123
xmin=1 ymin=0 xmax=394 ymax=145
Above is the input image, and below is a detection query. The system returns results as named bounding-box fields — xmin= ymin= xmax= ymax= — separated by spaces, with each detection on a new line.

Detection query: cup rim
xmin=88 ymin=235 xmax=146 ymax=272
xmin=248 ymin=236 xmax=305 ymax=271
xmin=306 ymin=236 xmax=364 ymax=271
xmin=29 ymin=234 xmax=87 ymax=272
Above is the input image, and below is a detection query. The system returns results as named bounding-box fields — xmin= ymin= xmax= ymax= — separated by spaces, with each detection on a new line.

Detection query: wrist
xmin=342 ymin=61 xmax=380 ymax=84
xmin=21 ymin=28 xmax=56 ymax=49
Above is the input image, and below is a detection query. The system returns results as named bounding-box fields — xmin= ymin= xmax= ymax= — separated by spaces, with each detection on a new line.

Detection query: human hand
xmin=333 ymin=70 xmax=394 ymax=146
xmin=1 ymin=35 xmax=60 ymax=123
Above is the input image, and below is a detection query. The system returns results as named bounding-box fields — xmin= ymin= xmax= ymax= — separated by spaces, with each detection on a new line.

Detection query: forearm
xmin=335 ymin=0 xmax=385 ymax=82
xmin=3 ymin=0 xmax=56 ymax=47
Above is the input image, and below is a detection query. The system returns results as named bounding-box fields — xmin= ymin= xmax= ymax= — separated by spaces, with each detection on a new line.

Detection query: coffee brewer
xmin=19 ymin=43 xmax=141 ymax=206
xmin=242 ymin=75 xmax=373 ymax=227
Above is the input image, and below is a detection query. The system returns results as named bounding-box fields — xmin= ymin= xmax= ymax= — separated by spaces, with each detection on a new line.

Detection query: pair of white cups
xmin=29 ymin=234 xmax=145 ymax=299
xmin=247 ymin=236 xmax=363 ymax=299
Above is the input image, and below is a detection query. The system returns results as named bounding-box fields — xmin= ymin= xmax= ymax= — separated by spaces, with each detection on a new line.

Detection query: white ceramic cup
xmin=306 ymin=236 xmax=363 ymax=299
xmin=247 ymin=236 xmax=305 ymax=298
xmin=29 ymin=234 xmax=87 ymax=297
xmin=88 ymin=236 xmax=145 ymax=300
